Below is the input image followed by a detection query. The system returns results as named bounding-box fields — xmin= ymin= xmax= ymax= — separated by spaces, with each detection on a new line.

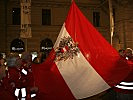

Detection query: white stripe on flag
xmin=54 ymin=25 xmax=110 ymax=99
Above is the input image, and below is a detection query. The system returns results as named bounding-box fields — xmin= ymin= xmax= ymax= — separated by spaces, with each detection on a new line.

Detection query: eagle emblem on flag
xmin=55 ymin=36 xmax=80 ymax=61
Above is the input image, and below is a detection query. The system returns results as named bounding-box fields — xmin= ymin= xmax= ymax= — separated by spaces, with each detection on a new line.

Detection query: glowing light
xmin=19 ymin=54 xmax=22 ymax=58
xmin=126 ymin=57 xmax=128 ymax=60
xmin=4 ymin=62 xmax=7 ymax=66
xmin=31 ymin=94 xmax=36 ymax=98
xmin=41 ymin=47 xmax=52 ymax=50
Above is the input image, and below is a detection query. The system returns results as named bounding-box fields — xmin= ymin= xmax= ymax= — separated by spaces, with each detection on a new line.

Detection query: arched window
xmin=40 ymin=38 xmax=53 ymax=61
xmin=10 ymin=38 xmax=25 ymax=53
xmin=40 ymin=38 xmax=53 ymax=52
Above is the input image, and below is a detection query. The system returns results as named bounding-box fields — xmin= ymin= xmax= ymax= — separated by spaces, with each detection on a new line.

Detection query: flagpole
xmin=108 ymin=0 xmax=114 ymax=45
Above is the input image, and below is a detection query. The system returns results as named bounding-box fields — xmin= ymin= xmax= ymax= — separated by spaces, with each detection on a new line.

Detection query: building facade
xmin=0 ymin=0 xmax=133 ymax=54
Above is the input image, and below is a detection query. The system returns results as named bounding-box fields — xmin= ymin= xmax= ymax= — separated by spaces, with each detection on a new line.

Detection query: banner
xmin=32 ymin=1 xmax=131 ymax=99
xmin=20 ymin=0 xmax=32 ymax=38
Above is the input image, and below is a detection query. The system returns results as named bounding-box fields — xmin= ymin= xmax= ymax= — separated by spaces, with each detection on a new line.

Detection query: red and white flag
xmin=32 ymin=1 xmax=131 ymax=100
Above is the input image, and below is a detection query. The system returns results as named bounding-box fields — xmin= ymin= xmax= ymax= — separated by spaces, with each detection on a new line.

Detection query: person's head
xmin=37 ymin=52 xmax=42 ymax=58
xmin=118 ymin=49 xmax=125 ymax=57
xmin=0 ymin=58 xmax=5 ymax=66
xmin=125 ymin=48 xmax=133 ymax=59
xmin=21 ymin=52 xmax=32 ymax=62
xmin=7 ymin=53 xmax=21 ymax=67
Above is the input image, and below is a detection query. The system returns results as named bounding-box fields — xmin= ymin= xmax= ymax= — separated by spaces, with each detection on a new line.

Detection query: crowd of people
xmin=119 ymin=48 xmax=133 ymax=61
xmin=0 ymin=52 xmax=46 ymax=100
xmin=0 ymin=48 xmax=133 ymax=100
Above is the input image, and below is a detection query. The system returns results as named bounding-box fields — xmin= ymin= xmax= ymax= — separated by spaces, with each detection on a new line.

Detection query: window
xmin=93 ymin=12 xmax=100 ymax=27
xmin=10 ymin=38 xmax=25 ymax=53
xmin=40 ymin=38 xmax=53 ymax=52
xmin=40 ymin=38 xmax=53 ymax=61
xmin=42 ymin=9 xmax=51 ymax=25
xmin=12 ymin=8 xmax=20 ymax=25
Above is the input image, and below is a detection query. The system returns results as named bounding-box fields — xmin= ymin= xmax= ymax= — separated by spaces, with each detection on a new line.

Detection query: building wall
xmin=0 ymin=0 xmax=132 ymax=53
xmin=113 ymin=0 xmax=133 ymax=50
xmin=0 ymin=0 xmax=7 ymax=52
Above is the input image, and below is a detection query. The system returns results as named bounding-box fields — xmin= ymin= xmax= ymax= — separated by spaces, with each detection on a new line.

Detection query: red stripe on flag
xmin=31 ymin=1 xmax=132 ymax=99
xmin=32 ymin=49 xmax=75 ymax=100
xmin=65 ymin=1 xmax=131 ymax=86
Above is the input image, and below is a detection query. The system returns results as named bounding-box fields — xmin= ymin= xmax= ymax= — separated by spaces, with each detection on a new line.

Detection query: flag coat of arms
xmin=32 ymin=1 xmax=131 ymax=100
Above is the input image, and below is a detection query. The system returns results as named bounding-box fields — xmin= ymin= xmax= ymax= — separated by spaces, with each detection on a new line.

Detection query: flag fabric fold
xmin=32 ymin=1 xmax=131 ymax=100
xmin=114 ymin=60 xmax=133 ymax=94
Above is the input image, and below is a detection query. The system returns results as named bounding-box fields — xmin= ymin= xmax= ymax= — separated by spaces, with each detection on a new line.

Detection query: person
xmin=33 ymin=52 xmax=43 ymax=64
xmin=0 ymin=57 xmax=6 ymax=80
xmin=118 ymin=49 xmax=125 ymax=57
xmin=21 ymin=52 xmax=35 ymax=100
xmin=125 ymin=48 xmax=133 ymax=61
xmin=33 ymin=52 xmax=46 ymax=64
xmin=0 ymin=53 xmax=18 ymax=100
xmin=122 ymin=48 xmax=133 ymax=89
xmin=0 ymin=53 xmax=7 ymax=86
xmin=3 ymin=53 xmax=21 ymax=92
xmin=113 ymin=48 xmax=133 ymax=100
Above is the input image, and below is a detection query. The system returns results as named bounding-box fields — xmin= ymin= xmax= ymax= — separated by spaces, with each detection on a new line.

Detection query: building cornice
xmin=9 ymin=1 xmax=99 ymax=8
